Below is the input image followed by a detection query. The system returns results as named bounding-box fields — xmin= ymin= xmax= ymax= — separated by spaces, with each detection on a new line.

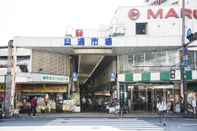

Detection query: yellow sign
xmin=22 ymin=85 xmax=67 ymax=93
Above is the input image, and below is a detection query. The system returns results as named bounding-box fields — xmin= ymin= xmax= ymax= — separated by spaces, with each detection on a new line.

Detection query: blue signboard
xmin=91 ymin=37 xmax=98 ymax=46
xmin=78 ymin=37 xmax=85 ymax=46
xmin=105 ymin=37 xmax=112 ymax=46
xmin=64 ymin=38 xmax=71 ymax=46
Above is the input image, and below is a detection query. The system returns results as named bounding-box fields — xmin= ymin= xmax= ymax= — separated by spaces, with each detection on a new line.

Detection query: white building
xmin=1 ymin=1 xmax=197 ymax=113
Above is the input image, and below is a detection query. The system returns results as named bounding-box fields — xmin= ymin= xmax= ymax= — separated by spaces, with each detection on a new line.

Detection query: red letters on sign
xmin=130 ymin=8 xmax=197 ymax=20
xmin=193 ymin=9 xmax=197 ymax=19
xmin=147 ymin=9 xmax=163 ymax=19
xmin=181 ymin=8 xmax=192 ymax=19
xmin=165 ymin=8 xmax=179 ymax=19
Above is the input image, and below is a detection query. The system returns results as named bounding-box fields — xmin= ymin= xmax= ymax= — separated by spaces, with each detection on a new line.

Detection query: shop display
xmin=63 ymin=93 xmax=80 ymax=112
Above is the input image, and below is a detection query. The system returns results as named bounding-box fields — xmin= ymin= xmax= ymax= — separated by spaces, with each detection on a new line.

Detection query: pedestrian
xmin=157 ymin=98 xmax=167 ymax=126
xmin=26 ymin=99 xmax=31 ymax=116
xmin=97 ymin=97 xmax=102 ymax=112
xmin=81 ymin=96 xmax=86 ymax=112
xmin=31 ymin=97 xmax=37 ymax=116
xmin=192 ymin=96 xmax=196 ymax=118
xmin=87 ymin=97 xmax=92 ymax=112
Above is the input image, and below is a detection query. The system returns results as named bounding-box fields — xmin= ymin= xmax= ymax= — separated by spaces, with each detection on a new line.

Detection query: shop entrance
xmin=124 ymin=84 xmax=178 ymax=112
xmin=76 ymin=55 xmax=117 ymax=113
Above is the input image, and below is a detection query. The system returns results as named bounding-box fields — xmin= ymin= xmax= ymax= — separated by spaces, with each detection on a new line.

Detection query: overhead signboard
xmin=64 ymin=37 xmax=112 ymax=47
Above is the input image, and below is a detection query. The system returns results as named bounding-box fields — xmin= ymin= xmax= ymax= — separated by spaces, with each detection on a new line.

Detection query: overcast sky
xmin=0 ymin=0 xmax=146 ymax=46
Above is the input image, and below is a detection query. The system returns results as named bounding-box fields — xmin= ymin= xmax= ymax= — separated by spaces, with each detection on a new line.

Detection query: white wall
xmin=12 ymin=4 xmax=197 ymax=48
xmin=0 ymin=48 xmax=32 ymax=56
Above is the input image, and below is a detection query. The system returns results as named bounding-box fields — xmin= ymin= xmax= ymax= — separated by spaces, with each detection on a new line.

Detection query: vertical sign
xmin=110 ymin=72 xmax=116 ymax=81
xmin=73 ymin=72 xmax=78 ymax=82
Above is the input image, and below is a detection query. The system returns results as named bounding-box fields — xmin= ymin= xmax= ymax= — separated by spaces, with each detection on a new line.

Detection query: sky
xmin=0 ymin=0 xmax=145 ymax=46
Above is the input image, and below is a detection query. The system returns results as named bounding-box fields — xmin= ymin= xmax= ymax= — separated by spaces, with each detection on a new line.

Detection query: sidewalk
xmin=16 ymin=112 xmax=185 ymax=119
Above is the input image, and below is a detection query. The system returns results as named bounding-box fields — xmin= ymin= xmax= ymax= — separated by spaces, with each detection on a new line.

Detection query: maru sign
xmin=128 ymin=8 xmax=197 ymax=20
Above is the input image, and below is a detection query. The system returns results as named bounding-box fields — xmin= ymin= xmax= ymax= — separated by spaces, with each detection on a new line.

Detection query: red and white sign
xmin=128 ymin=8 xmax=197 ymax=20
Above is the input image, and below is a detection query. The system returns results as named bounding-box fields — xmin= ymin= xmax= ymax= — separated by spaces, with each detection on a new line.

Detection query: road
xmin=0 ymin=117 xmax=197 ymax=131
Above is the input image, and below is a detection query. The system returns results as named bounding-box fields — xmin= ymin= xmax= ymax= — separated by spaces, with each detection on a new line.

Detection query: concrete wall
xmin=32 ymin=50 xmax=70 ymax=75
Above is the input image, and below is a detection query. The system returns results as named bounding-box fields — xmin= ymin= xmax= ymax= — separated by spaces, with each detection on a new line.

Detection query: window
xmin=128 ymin=55 xmax=134 ymax=65
xmin=17 ymin=56 xmax=30 ymax=60
xmin=136 ymin=23 xmax=147 ymax=35
xmin=0 ymin=56 xmax=8 ymax=60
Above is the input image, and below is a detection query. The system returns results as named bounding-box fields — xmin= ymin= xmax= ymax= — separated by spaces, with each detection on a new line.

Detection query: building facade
xmin=1 ymin=1 xmax=197 ymax=114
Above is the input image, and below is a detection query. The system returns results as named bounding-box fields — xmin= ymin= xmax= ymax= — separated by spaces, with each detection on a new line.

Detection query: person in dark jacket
xmin=31 ymin=97 xmax=37 ymax=116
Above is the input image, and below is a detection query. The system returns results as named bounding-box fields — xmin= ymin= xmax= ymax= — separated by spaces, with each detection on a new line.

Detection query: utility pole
xmin=180 ymin=0 xmax=187 ymax=113
xmin=4 ymin=40 xmax=16 ymax=117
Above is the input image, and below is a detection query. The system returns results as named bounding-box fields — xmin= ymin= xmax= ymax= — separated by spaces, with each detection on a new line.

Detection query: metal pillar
xmin=5 ymin=40 xmax=16 ymax=117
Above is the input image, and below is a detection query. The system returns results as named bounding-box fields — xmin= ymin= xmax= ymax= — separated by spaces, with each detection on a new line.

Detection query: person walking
xmin=31 ymin=97 xmax=37 ymax=116
xmin=157 ymin=98 xmax=167 ymax=126
xmin=81 ymin=96 xmax=86 ymax=112
xmin=87 ymin=97 xmax=92 ymax=112
xmin=192 ymin=96 xmax=196 ymax=118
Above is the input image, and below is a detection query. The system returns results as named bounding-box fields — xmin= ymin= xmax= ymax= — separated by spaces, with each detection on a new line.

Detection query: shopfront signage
xmin=128 ymin=8 xmax=197 ymax=20
xmin=41 ymin=74 xmax=69 ymax=83
xmin=64 ymin=37 xmax=112 ymax=47
xmin=22 ymin=86 xmax=67 ymax=93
